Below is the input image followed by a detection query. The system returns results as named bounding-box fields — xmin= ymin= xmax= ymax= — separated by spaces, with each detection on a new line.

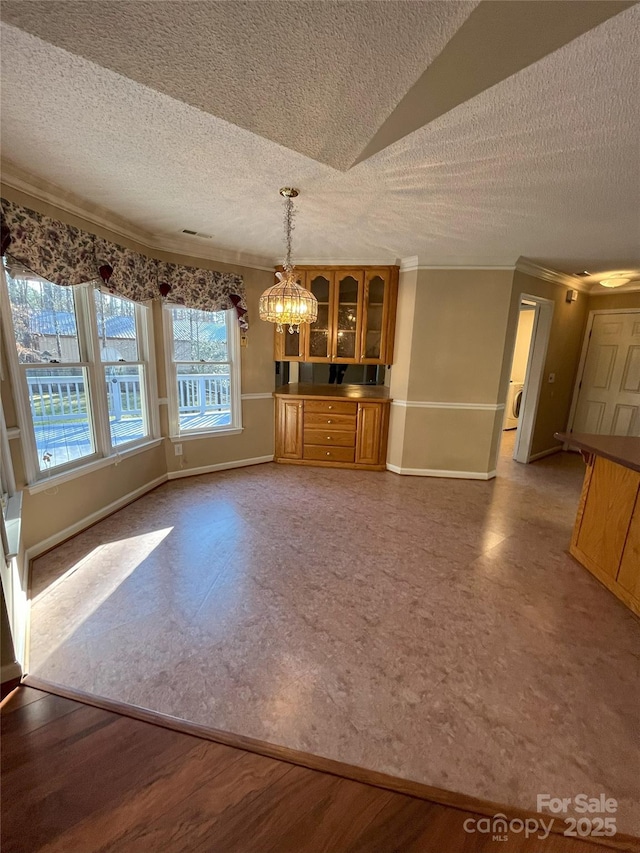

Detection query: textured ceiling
xmin=0 ymin=0 xmax=477 ymax=171
xmin=0 ymin=2 xmax=639 ymax=275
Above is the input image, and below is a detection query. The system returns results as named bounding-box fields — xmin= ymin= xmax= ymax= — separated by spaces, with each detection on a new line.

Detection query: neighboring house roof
xmin=30 ymin=311 xmax=137 ymax=339
xmin=29 ymin=311 xmax=78 ymax=336
xmin=171 ymin=320 xmax=227 ymax=343
xmin=29 ymin=311 xmax=226 ymax=342
xmin=102 ymin=316 xmax=136 ymax=339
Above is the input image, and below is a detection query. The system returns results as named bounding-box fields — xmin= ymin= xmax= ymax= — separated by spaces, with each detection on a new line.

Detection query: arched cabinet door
xmin=360 ymin=270 xmax=387 ymax=363
xmin=332 ymin=271 xmax=364 ymax=362
xmin=306 ymin=271 xmax=334 ymax=362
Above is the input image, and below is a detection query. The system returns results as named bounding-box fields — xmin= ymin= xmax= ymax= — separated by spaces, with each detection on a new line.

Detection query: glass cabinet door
xmin=333 ymin=271 xmax=363 ymax=361
xmin=306 ymin=272 xmax=333 ymax=360
xmin=361 ymin=270 xmax=388 ymax=362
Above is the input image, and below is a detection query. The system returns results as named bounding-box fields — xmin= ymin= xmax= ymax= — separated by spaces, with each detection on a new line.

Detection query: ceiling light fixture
xmin=599 ymin=277 xmax=630 ymax=288
xmin=259 ymin=188 xmax=318 ymax=333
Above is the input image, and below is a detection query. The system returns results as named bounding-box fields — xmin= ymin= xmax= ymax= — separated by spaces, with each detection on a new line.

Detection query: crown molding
xmin=144 ymin=234 xmax=274 ymax=271
xmin=418 ymin=264 xmax=515 ymax=271
xmin=400 ymin=255 xmax=419 ymax=272
xmin=515 ymin=256 xmax=591 ymax=292
xmin=400 ymin=256 xmax=515 ymax=273
xmin=293 ymin=257 xmax=399 ymax=267
xmin=0 ymin=161 xmax=275 ymax=272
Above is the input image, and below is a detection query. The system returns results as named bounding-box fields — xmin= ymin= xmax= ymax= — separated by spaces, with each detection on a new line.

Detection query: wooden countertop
xmin=555 ymin=432 xmax=640 ymax=473
xmin=274 ymin=383 xmax=391 ymax=402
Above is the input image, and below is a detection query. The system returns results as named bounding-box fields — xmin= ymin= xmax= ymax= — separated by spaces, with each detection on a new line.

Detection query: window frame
xmin=0 ymin=264 xmax=159 ymax=486
xmin=163 ymin=305 xmax=242 ymax=439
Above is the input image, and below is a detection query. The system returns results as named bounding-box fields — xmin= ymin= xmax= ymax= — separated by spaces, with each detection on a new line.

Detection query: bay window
xmin=0 ymin=265 xmax=157 ymax=484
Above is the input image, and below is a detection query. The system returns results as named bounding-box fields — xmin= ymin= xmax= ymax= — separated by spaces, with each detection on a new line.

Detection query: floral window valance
xmin=1 ymin=198 xmax=248 ymax=330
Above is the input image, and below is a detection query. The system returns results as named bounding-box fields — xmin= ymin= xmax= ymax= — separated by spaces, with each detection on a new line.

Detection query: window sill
xmin=169 ymin=427 xmax=244 ymax=442
xmin=27 ymin=438 xmax=163 ymax=495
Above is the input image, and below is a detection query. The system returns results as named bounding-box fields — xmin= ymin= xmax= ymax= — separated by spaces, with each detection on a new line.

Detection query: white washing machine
xmin=504 ymin=381 xmax=524 ymax=430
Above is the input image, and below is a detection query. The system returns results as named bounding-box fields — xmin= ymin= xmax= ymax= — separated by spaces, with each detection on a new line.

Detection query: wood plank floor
xmin=2 ymin=687 xmax=637 ymax=853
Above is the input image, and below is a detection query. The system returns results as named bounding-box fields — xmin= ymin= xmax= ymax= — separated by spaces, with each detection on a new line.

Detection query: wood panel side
xmin=275 ymin=398 xmax=303 ymax=460
xmin=356 ymin=402 xmax=383 ymax=466
xmin=617 ymin=492 xmax=640 ymax=607
xmin=575 ymin=456 xmax=639 ymax=578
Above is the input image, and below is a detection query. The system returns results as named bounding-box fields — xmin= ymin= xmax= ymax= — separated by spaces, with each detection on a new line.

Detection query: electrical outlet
xmin=174 ymin=443 xmax=183 ymax=455
xmin=240 ymin=334 xmax=248 ymax=348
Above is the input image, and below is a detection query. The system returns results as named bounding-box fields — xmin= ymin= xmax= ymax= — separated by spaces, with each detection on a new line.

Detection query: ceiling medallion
xmin=259 ymin=188 xmax=318 ymax=333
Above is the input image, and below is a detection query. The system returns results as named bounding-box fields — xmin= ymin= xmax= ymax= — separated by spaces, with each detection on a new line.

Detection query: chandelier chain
xmin=283 ymin=194 xmax=295 ymax=272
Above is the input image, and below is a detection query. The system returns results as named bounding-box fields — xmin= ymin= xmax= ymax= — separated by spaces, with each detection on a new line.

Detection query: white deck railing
xmin=27 ymin=373 xmax=231 ymax=422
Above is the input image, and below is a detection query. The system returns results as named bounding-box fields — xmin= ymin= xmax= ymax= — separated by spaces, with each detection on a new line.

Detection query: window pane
xmin=94 ymin=290 xmax=140 ymax=362
xmin=25 ymin=367 xmax=94 ymax=471
xmin=105 ymin=365 xmax=149 ymax=447
xmin=170 ymin=307 xmax=228 ymax=362
xmin=176 ymin=364 xmax=231 ymax=431
xmin=6 ymin=272 xmax=80 ymax=363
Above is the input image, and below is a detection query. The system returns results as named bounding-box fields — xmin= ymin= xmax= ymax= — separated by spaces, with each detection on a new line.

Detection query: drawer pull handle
xmin=328 ymin=405 xmax=333 ymax=410
xmin=327 ymin=419 xmax=332 ymax=424
xmin=326 ymin=451 xmax=331 ymax=456
xmin=327 ymin=436 xmax=331 ymax=440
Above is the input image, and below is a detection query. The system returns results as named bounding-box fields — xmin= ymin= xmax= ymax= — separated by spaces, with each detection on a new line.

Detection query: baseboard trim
xmin=528 ymin=447 xmax=562 ymax=462
xmin=21 ymin=676 xmax=638 ymax=850
xmin=25 ymin=475 xmax=168 ymax=562
xmin=387 ymin=464 xmax=496 ymax=480
xmin=166 ymin=455 xmax=274 ymax=480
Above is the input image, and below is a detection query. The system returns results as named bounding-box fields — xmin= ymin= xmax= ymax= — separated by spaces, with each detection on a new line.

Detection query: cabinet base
xmin=274 ymin=458 xmax=386 ymax=472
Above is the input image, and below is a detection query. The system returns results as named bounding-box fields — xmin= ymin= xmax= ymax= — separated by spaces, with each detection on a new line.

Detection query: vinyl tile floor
xmin=28 ymin=432 xmax=640 ymax=835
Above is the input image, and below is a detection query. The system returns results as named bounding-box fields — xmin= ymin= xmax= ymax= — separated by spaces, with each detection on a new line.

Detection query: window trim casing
xmin=0 ymin=266 xmax=160 ymax=486
xmin=163 ymin=305 xmax=242 ymax=438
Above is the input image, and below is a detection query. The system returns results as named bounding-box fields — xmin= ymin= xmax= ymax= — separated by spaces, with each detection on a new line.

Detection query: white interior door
xmin=573 ymin=311 xmax=640 ymax=436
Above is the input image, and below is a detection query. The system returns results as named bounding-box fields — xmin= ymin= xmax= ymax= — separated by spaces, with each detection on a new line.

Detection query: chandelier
xmin=259 ymin=188 xmax=318 ymax=333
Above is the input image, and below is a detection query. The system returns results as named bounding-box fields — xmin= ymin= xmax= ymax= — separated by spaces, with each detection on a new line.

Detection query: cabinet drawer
xmin=304 ymin=413 xmax=356 ymax=430
xmin=304 ymin=445 xmax=355 ymax=463
xmin=304 ymin=429 xmax=356 ymax=447
xmin=304 ymin=400 xmax=357 ymax=415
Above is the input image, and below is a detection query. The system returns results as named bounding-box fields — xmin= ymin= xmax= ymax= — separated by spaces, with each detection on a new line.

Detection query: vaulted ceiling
xmin=1 ymin=1 xmax=639 ymax=280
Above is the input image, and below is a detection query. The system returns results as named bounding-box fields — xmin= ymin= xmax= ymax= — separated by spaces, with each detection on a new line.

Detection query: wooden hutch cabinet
xmin=273 ymin=266 xmax=398 ymax=365
xmin=274 ymin=384 xmax=391 ymax=471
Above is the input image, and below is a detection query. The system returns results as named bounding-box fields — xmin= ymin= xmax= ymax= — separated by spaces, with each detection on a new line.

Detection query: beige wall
xmin=585 ymin=290 xmax=640 ymax=313
xmin=1 ymin=184 xmax=275 ymax=553
xmin=389 ymin=268 xmax=513 ymax=475
xmin=389 ymin=267 xmax=595 ymax=475
xmin=387 ymin=267 xmax=417 ymax=469
xmin=508 ymin=271 xmax=589 ymax=456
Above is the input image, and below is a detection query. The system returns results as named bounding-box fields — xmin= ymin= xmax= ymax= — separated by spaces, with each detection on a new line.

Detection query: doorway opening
xmin=501 ymin=294 xmax=554 ymax=464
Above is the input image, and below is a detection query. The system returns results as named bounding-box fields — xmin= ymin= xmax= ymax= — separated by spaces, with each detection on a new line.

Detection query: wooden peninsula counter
xmin=274 ymin=383 xmax=391 ymax=470
xmin=557 ymin=432 xmax=640 ymax=617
